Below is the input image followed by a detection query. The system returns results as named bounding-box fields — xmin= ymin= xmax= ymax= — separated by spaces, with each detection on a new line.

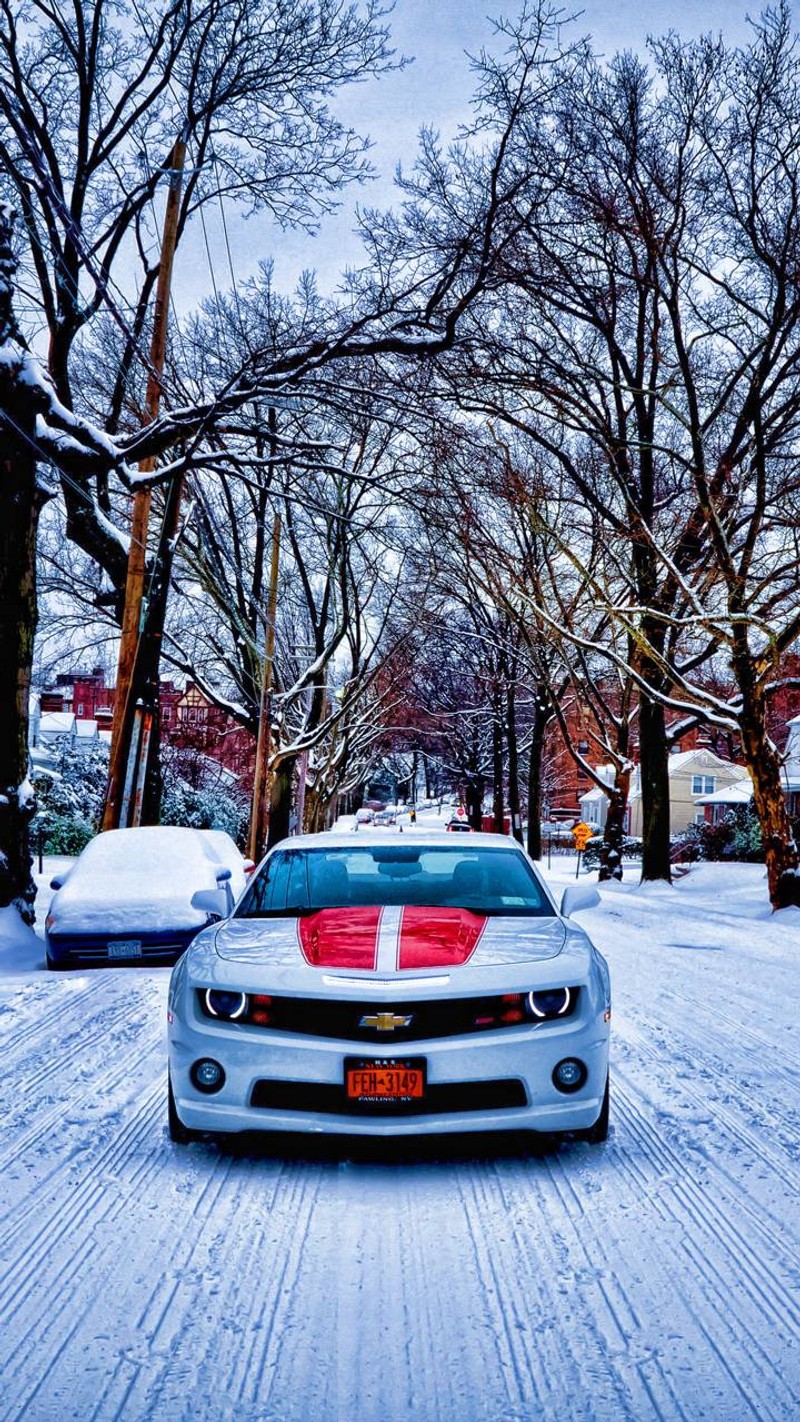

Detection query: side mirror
xmin=191 ymin=887 xmax=230 ymax=922
xmin=215 ymin=866 xmax=234 ymax=913
xmin=560 ymin=885 xmax=601 ymax=918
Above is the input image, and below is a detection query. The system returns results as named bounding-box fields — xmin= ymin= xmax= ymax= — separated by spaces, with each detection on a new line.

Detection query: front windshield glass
xmin=236 ymin=845 xmax=554 ymax=918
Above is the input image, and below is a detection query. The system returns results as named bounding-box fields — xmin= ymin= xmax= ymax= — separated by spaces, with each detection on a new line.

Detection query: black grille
xmin=250 ymin=1077 xmax=528 ymax=1116
xmin=200 ymin=990 xmax=579 ymax=1042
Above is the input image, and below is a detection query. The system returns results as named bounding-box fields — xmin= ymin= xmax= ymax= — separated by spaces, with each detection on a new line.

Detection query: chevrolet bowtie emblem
xmin=359 ymin=1011 xmax=413 ymax=1032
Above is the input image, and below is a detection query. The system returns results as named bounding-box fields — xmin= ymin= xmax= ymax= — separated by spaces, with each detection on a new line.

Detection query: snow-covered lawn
xmin=0 ymin=857 xmax=798 ymax=1421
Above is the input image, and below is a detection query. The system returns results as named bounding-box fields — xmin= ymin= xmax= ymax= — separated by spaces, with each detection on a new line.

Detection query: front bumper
xmin=168 ymin=1006 xmax=610 ymax=1138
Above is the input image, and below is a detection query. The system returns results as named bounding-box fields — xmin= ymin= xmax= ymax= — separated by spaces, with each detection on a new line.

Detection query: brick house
xmin=33 ymin=668 xmax=254 ymax=782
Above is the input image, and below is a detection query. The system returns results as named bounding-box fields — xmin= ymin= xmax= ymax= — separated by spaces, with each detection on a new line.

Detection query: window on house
xmin=76 ymin=703 xmax=84 ymax=716
xmin=692 ymin=774 xmax=715 ymax=795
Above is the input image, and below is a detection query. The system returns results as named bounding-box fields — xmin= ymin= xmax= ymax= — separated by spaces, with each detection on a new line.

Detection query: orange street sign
xmin=572 ymin=821 xmax=593 ymax=850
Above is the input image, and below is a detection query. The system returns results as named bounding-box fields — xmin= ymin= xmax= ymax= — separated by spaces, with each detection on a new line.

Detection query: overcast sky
xmin=173 ymin=0 xmax=758 ymax=308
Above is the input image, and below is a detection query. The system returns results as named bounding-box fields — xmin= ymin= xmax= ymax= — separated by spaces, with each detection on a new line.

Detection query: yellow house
xmin=580 ymin=748 xmax=750 ymax=837
xmin=628 ymin=749 xmax=750 ymax=836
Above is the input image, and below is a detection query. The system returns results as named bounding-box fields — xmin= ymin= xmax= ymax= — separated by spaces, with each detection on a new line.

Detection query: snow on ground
xmin=0 ymin=847 xmax=799 ymax=1421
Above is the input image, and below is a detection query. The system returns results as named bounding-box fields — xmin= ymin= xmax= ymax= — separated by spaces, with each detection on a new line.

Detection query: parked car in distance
xmin=167 ymin=831 xmax=610 ymax=1146
xmin=446 ymin=817 xmax=473 ymax=832
xmin=45 ymin=826 xmax=249 ymax=970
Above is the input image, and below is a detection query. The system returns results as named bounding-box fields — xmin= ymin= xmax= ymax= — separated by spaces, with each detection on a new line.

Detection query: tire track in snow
xmin=611 ymin=1073 xmax=800 ymax=1421
xmin=3 ymin=1130 xmax=239 ymax=1422
xmin=0 ymin=977 xmax=109 ymax=1060
xmin=454 ymin=1151 xmax=684 ymax=1422
xmin=0 ymin=1006 xmax=164 ymax=1184
xmin=658 ymin=984 xmax=800 ymax=1080
xmin=614 ymin=1013 xmax=800 ymax=1200
xmin=0 ymin=1079 xmax=165 ymax=1344
xmin=92 ymin=1151 xmax=344 ymax=1422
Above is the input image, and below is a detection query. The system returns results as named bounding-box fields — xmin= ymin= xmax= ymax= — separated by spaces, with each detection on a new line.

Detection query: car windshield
xmin=236 ymin=845 xmax=554 ymax=918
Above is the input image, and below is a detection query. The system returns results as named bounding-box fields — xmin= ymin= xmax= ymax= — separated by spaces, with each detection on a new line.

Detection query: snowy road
xmin=1 ymin=862 xmax=799 ymax=1421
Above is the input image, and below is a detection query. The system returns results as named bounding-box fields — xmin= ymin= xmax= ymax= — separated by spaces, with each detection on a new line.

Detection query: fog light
xmin=191 ymin=1058 xmax=226 ymax=1094
xmin=553 ymin=1058 xmax=587 ymax=1094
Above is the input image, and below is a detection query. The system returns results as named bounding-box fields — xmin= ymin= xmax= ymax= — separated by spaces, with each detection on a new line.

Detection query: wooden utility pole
xmin=247 ymin=510 xmax=281 ymax=862
xmin=103 ymin=132 xmax=187 ymax=830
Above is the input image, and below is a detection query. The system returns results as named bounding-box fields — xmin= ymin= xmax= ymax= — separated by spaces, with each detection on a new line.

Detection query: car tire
xmin=168 ymin=1076 xmax=198 ymax=1144
xmin=580 ymin=1074 xmax=610 ymax=1144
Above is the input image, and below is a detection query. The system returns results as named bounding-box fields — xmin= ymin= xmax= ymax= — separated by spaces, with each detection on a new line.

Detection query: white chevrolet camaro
xmin=167 ymin=832 xmax=611 ymax=1145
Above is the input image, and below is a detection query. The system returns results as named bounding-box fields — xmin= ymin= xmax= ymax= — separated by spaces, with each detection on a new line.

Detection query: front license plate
xmin=108 ymin=939 xmax=142 ymax=959
xmin=345 ymin=1057 xmax=426 ymax=1103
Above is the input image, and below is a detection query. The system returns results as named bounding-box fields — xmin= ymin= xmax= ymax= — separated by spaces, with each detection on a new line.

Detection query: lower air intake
xmin=250 ymin=1078 xmax=527 ymax=1116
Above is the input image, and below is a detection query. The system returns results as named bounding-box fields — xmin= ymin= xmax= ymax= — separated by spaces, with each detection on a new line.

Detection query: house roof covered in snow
xmin=695 ymin=780 xmax=754 ymax=806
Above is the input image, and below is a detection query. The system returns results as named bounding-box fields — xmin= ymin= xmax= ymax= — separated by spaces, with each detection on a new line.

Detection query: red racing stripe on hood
xmin=397 ymin=907 xmax=487 ymax=970
xmin=298 ymin=907 xmax=383 ymax=969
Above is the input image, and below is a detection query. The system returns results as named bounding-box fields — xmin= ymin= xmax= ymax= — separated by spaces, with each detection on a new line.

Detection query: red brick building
xmin=39 ymin=668 xmax=255 ymax=781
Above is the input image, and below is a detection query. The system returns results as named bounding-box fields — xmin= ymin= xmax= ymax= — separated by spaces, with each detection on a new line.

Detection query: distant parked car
xmin=354 ymin=808 xmax=375 ymax=825
xmin=45 ymin=826 xmax=249 ymax=970
xmin=446 ymin=816 xmax=473 ymax=833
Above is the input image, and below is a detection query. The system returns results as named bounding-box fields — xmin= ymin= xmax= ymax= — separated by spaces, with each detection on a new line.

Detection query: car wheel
xmin=580 ymin=1074 xmax=610 ymax=1144
xmin=168 ymin=1076 xmax=198 ymax=1144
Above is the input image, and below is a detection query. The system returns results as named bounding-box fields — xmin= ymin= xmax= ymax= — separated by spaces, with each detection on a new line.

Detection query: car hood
xmin=49 ymin=871 xmax=212 ymax=935
xmin=212 ymin=905 xmax=568 ymax=971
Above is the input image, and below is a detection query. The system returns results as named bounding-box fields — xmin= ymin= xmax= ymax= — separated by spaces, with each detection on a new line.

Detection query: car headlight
xmin=526 ymin=987 xmax=574 ymax=1019
xmin=204 ymin=989 xmax=247 ymax=1020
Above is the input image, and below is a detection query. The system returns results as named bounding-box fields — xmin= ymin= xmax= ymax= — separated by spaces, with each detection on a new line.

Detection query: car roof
xmin=269 ymin=831 xmax=524 ymax=852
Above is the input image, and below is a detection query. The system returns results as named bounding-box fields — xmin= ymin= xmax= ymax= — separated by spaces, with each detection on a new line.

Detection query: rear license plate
xmin=108 ymin=939 xmax=142 ymax=959
xmin=345 ymin=1057 xmax=426 ymax=1103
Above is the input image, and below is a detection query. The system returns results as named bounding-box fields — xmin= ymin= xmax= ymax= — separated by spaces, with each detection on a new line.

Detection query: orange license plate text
xmin=346 ymin=1068 xmax=424 ymax=1100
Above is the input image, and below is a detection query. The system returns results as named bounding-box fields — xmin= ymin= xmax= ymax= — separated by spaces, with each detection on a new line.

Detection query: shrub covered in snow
xmin=160 ymin=748 xmax=250 ymax=847
xmin=672 ymin=807 xmax=764 ymax=863
xmin=32 ymin=736 xmax=109 ymax=852
xmin=582 ymin=834 xmax=643 ymax=870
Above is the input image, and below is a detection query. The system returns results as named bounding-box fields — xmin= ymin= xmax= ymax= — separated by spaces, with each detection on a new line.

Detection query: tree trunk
xmin=506 ymin=680 xmax=523 ymax=843
xmin=492 ymin=684 xmax=504 ymax=832
xmin=0 ymin=423 xmax=41 ymax=921
xmin=736 ymin=671 xmax=799 ymax=908
xmin=525 ymin=689 xmax=549 ymax=861
xmin=638 ymin=689 xmax=672 ymax=882
xmin=266 ymin=758 xmax=294 ymax=848
xmin=598 ymin=771 xmax=630 ymax=883
xmin=465 ymin=772 xmax=485 ymax=831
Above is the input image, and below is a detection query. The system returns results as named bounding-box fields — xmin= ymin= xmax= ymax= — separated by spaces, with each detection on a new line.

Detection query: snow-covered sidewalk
xmin=0 ymin=860 xmax=798 ymax=1421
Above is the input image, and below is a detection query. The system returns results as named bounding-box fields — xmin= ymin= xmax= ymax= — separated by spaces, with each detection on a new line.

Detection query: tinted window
xmin=236 ymin=845 xmax=553 ymax=918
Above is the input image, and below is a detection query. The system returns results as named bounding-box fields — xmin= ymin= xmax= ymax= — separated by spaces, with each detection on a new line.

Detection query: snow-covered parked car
xmin=167 ymin=832 xmax=611 ymax=1145
xmin=45 ymin=826 xmax=250 ymax=970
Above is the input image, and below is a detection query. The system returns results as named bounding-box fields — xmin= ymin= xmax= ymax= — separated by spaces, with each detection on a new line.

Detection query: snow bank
xmin=0 ymin=905 xmax=43 ymax=974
